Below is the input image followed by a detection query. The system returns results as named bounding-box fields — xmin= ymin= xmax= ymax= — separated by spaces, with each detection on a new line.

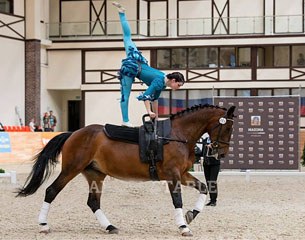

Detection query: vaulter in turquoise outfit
xmin=113 ymin=2 xmax=185 ymax=127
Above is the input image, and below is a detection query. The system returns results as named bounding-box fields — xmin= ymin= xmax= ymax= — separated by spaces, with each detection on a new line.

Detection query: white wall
xmin=257 ymin=69 xmax=290 ymax=80
xmin=47 ymin=50 xmax=82 ymax=89
xmin=231 ymin=0 xmax=264 ymax=17
xmin=85 ymin=90 xmax=146 ymax=126
xmin=150 ymin=1 xmax=167 ymax=36
xmin=25 ymin=0 xmax=41 ymax=39
xmin=230 ymin=0 xmax=264 ymax=34
xmin=86 ymin=50 xmax=125 ymax=70
xmin=275 ymin=0 xmax=303 ymax=33
xmin=41 ymin=49 xmax=82 ymax=130
xmin=41 ymin=61 xmax=81 ymax=131
xmin=0 ymin=38 xmax=25 ymax=126
xmin=220 ymin=69 xmax=252 ymax=81
xmin=14 ymin=0 xmax=25 ymax=16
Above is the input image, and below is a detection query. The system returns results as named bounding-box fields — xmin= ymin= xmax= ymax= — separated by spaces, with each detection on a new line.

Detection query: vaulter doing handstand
xmin=113 ymin=2 xmax=185 ymax=127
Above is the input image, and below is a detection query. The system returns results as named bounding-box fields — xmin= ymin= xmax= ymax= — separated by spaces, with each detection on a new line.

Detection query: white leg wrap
xmin=174 ymin=208 xmax=186 ymax=227
xmin=95 ymin=209 xmax=111 ymax=229
xmin=38 ymin=201 xmax=50 ymax=224
xmin=194 ymin=194 xmax=207 ymax=212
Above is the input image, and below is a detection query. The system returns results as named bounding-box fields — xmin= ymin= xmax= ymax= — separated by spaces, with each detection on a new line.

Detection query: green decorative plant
xmin=301 ymin=144 xmax=305 ymax=167
xmin=0 ymin=168 xmax=5 ymax=173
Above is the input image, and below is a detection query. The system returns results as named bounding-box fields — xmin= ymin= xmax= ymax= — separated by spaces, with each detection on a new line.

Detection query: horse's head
xmin=208 ymin=105 xmax=235 ymax=159
xmin=169 ymin=104 xmax=235 ymax=157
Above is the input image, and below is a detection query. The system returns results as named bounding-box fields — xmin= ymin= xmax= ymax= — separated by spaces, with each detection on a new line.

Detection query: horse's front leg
xmin=167 ymin=179 xmax=193 ymax=237
xmin=181 ymin=172 xmax=208 ymax=224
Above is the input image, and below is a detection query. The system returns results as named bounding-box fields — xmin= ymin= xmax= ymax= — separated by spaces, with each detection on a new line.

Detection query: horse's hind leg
xmin=181 ymin=172 xmax=208 ymax=224
xmin=82 ymin=166 xmax=118 ymax=234
xmin=38 ymin=171 xmax=79 ymax=233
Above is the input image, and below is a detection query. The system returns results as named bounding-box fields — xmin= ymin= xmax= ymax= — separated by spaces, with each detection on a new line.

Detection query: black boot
xmin=205 ymin=200 xmax=216 ymax=206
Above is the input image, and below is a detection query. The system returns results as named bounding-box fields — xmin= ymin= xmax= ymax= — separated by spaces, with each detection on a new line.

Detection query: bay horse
xmin=17 ymin=104 xmax=235 ymax=237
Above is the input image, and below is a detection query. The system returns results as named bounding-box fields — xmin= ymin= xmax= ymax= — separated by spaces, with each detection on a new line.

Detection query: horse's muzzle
xmin=217 ymin=146 xmax=229 ymax=159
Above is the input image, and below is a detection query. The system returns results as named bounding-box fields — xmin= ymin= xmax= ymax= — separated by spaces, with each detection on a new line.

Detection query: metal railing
xmin=44 ymin=15 xmax=305 ymax=40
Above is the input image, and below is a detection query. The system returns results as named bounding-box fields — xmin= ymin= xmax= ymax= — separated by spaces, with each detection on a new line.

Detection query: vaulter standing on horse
xmin=113 ymin=2 xmax=185 ymax=127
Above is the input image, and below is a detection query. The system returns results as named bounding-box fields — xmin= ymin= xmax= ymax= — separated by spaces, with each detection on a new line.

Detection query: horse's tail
xmin=16 ymin=132 xmax=73 ymax=197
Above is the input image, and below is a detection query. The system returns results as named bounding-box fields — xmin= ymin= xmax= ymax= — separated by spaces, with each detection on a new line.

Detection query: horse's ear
xmin=226 ymin=105 xmax=236 ymax=118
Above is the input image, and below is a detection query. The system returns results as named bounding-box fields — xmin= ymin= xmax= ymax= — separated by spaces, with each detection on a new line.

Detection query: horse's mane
xmin=169 ymin=104 xmax=227 ymax=119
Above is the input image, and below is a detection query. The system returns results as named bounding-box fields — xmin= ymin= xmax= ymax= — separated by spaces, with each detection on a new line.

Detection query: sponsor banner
xmin=215 ymin=96 xmax=299 ymax=170
xmin=0 ymin=132 xmax=11 ymax=153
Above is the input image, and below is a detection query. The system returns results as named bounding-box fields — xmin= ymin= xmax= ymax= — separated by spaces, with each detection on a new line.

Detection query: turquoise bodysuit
xmin=118 ymin=12 xmax=166 ymax=123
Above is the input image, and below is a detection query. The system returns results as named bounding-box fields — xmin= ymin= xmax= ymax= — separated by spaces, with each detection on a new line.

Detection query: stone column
xmin=25 ymin=0 xmax=41 ymax=126
xmin=25 ymin=40 xmax=41 ymax=126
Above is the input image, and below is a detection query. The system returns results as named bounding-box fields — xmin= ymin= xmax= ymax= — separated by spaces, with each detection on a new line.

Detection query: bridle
xmin=206 ymin=115 xmax=234 ymax=158
xmin=160 ymin=113 xmax=233 ymax=146
xmin=210 ymin=117 xmax=234 ymax=147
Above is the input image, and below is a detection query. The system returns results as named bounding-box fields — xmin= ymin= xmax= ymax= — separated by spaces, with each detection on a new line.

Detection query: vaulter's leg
xmin=120 ymin=76 xmax=133 ymax=123
xmin=181 ymin=172 xmax=208 ymax=224
xmin=83 ymin=167 xmax=118 ymax=234
xmin=114 ymin=2 xmax=145 ymax=125
xmin=113 ymin=2 xmax=138 ymax=55
xmin=167 ymin=179 xmax=193 ymax=237
xmin=38 ymin=171 xmax=80 ymax=233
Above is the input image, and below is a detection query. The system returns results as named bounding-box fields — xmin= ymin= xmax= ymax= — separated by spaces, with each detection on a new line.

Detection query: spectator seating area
xmin=2 ymin=126 xmax=31 ymax=132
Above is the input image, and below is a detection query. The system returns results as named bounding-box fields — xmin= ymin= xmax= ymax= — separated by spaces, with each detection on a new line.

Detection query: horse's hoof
xmin=182 ymin=231 xmax=193 ymax=237
xmin=109 ymin=228 xmax=119 ymax=234
xmin=106 ymin=225 xmax=119 ymax=234
xmin=181 ymin=232 xmax=193 ymax=237
xmin=179 ymin=226 xmax=193 ymax=237
xmin=185 ymin=210 xmax=193 ymax=224
xmin=39 ymin=224 xmax=50 ymax=234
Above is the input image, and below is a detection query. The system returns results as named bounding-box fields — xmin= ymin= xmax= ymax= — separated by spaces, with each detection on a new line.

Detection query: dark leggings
xmin=203 ymin=164 xmax=220 ymax=202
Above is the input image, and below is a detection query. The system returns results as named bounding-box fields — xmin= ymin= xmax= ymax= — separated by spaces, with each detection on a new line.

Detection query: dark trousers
xmin=203 ymin=164 xmax=220 ymax=202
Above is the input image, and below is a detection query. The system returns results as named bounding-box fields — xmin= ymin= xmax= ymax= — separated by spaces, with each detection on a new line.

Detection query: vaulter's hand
xmin=148 ymin=111 xmax=156 ymax=119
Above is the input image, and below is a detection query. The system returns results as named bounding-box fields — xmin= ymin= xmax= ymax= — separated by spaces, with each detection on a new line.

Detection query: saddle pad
xmin=104 ymin=124 xmax=139 ymax=144
xmin=156 ymin=119 xmax=171 ymax=142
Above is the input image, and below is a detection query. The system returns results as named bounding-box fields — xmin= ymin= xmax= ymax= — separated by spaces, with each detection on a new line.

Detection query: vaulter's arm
xmin=144 ymin=100 xmax=158 ymax=119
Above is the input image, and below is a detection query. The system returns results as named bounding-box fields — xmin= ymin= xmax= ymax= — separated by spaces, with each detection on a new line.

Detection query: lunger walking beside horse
xmin=17 ymin=104 xmax=235 ymax=237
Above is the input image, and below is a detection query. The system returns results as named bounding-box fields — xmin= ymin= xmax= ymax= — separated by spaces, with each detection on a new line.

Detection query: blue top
xmin=137 ymin=63 xmax=166 ymax=101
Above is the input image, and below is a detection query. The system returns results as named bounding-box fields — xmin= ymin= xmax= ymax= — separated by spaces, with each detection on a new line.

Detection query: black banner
xmin=214 ymin=96 xmax=299 ymax=170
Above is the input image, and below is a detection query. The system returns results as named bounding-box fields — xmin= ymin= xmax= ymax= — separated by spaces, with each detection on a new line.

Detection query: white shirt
xmin=196 ymin=133 xmax=210 ymax=150
xmin=29 ymin=121 xmax=35 ymax=132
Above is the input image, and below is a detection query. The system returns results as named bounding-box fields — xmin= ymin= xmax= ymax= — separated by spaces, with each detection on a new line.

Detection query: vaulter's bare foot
xmin=112 ymin=2 xmax=125 ymax=13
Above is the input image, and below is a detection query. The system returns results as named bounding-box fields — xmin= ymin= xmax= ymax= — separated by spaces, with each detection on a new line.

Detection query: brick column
xmin=25 ymin=40 xmax=41 ymax=126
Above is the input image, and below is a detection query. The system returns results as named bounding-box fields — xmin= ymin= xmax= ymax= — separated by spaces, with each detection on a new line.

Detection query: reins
xmin=147 ymin=104 xmax=234 ymax=146
xmin=142 ymin=114 xmax=188 ymax=144
xmin=157 ymin=136 xmax=188 ymax=144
